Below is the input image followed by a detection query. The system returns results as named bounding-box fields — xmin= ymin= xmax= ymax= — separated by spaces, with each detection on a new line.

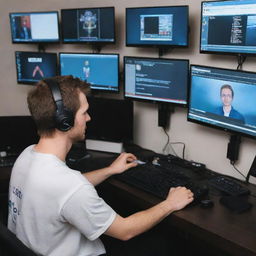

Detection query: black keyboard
xmin=209 ymin=176 xmax=250 ymax=196
xmin=0 ymin=157 xmax=16 ymax=167
xmin=116 ymin=161 xmax=209 ymax=203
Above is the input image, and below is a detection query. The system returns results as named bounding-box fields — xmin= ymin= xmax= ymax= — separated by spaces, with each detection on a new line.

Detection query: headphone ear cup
xmin=55 ymin=108 xmax=74 ymax=132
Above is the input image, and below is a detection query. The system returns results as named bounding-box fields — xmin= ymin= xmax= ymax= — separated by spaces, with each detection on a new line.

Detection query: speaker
xmin=246 ymin=155 xmax=256 ymax=183
xmin=44 ymin=78 xmax=74 ymax=132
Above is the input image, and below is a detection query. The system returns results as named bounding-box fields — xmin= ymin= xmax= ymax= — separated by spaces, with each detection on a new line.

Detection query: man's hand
xmin=109 ymin=152 xmax=138 ymax=175
xmin=165 ymin=186 xmax=194 ymax=211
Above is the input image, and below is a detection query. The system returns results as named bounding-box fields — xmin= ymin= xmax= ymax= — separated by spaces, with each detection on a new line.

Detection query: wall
xmin=0 ymin=0 xmax=256 ymax=183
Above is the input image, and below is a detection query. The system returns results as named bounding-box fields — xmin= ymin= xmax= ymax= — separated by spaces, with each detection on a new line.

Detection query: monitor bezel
xmin=15 ymin=51 xmax=58 ymax=85
xmin=59 ymin=52 xmax=120 ymax=93
xmin=123 ymin=56 xmax=189 ymax=106
xmin=188 ymin=64 xmax=256 ymax=139
xmin=9 ymin=11 xmax=61 ymax=44
xmin=60 ymin=6 xmax=116 ymax=44
xmin=200 ymin=0 xmax=256 ymax=56
xmin=125 ymin=5 xmax=189 ymax=48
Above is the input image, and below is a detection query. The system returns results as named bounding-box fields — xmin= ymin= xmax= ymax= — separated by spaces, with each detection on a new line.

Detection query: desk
xmin=100 ymin=178 xmax=256 ymax=256
xmin=1 ymin=151 xmax=256 ymax=256
xmin=79 ymin=150 xmax=256 ymax=256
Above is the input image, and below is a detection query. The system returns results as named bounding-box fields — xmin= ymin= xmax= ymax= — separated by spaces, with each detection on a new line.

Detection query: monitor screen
xmin=188 ymin=65 xmax=256 ymax=138
xmin=15 ymin=51 xmax=58 ymax=84
xmin=86 ymin=97 xmax=133 ymax=143
xmin=0 ymin=116 xmax=39 ymax=155
xmin=200 ymin=0 xmax=256 ymax=55
xmin=59 ymin=53 xmax=119 ymax=92
xmin=124 ymin=56 xmax=189 ymax=105
xmin=10 ymin=11 xmax=60 ymax=43
xmin=61 ymin=7 xmax=115 ymax=43
xmin=126 ymin=6 xmax=189 ymax=47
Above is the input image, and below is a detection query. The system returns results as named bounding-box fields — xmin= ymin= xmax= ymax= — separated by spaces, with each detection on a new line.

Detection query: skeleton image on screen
xmin=80 ymin=11 xmax=97 ymax=37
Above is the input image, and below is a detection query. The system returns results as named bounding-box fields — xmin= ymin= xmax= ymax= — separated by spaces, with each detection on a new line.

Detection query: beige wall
xmin=1 ymin=0 xmax=256 ymax=183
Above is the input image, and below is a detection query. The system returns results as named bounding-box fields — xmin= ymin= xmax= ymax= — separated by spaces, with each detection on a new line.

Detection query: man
xmin=17 ymin=16 xmax=31 ymax=40
xmin=8 ymin=76 xmax=193 ymax=256
xmin=214 ymin=84 xmax=245 ymax=123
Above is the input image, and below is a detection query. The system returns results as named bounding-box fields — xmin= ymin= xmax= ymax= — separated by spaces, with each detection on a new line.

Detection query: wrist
xmin=159 ymin=200 xmax=175 ymax=215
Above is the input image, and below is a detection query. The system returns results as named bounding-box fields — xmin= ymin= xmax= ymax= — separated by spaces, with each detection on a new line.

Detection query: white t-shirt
xmin=8 ymin=145 xmax=116 ymax=256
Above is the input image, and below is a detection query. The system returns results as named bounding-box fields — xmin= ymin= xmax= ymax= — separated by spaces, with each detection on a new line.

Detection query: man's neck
xmin=223 ymin=105 xmax=232 ymax=113
xmin=34 ymin=132 xmax=72 ymax=162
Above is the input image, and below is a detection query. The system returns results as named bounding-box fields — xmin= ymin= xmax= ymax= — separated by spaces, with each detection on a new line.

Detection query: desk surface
xmin=105 ymin=177 xmax=256 ymax=256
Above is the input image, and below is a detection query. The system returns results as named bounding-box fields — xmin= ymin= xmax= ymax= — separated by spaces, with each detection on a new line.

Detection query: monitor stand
xmin=86 ymin=139 xmax=123 ymax=154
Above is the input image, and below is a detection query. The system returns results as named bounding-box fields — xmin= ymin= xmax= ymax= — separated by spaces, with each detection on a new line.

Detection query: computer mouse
xmin=200 ymin=199 xmax=214 ymax=208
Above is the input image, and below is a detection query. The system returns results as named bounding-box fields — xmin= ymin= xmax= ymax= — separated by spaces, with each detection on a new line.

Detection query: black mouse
xmin=200 ymin=199 xmax=214 ymax=208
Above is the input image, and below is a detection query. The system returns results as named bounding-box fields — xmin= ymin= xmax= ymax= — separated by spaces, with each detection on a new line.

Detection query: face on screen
xmin=189 ymin=66 xmax=256 ymax=137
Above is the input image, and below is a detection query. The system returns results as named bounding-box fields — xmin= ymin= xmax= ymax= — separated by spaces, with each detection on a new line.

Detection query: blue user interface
xmin=201 ymin=0 xmax=256 ymax=54
xmin=189 ymin=65 xmax=256 ymax=137
xmin=60 ymin=53 xmax=119 ymax=91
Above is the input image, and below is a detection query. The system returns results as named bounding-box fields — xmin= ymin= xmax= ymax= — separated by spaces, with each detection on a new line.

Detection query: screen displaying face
xmin=189 ymin=65 xmax=256 ymax=137
xmin=10 ymin=12 xmax=59 ymax=43
xmin=16 ymin=52 xmax=57 ymax=84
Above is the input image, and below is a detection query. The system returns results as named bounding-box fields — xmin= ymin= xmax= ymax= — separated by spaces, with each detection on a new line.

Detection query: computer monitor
xmin=124 ymin=56 xmax=189 ymax=105
xmin=59 ymin=53 xmax=119 ymax=92
xmin=0 ymin=116 xmax=39 ymax=155
xmin=61 ymin=7 xmax=115 ymax=43
xmin=126 ymin=6 xmax=189 ymax=47
xmin=200 ymin=0 xmax=256 ymax=55
xmin=15 ymin=51 xmax=58 ymax=85
xmin=86 ymin=97 xmax=133 ymax=143
xmin=10 ymin=11 xmax=60 ymax=43
xmin=188 ymin=65 xmax=256 ymax=138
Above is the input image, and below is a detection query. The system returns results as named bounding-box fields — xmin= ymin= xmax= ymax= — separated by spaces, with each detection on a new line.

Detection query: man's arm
xmin=104 ymin=186 xmax=194 ymax=241
xmin=83 ymin=152 xmax=137 ymax=186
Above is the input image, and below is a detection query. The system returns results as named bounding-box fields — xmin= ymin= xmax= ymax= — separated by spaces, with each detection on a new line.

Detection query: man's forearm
xmin=83 ymin=167 xmax=114 ymax=186
xmin=105 ymin=200 xmax=174 ymax=241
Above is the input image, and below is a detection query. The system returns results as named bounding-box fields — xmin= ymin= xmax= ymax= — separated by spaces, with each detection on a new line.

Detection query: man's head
xmin=27 ymin=76 xmax=90 ymax=138
xmin=220 ymin=84 xmax=234 ymax=107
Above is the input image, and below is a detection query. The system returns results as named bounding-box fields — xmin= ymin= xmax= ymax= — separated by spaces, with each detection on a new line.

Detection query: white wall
xmin=0 ymin=0 xmax=256 ymax=182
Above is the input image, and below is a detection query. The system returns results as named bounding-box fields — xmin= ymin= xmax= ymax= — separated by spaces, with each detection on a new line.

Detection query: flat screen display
xmin=59 ymin=53 xmax=119 ymax=92
xmin=188 ymin=65 xmax=256 ymax=138
xmin=15 ymin=51 xmax=58 ymax=85
xmin=126 ymin=6 xmax=189 ymax=47
xmin=124 ymin=56 xmax=189 ymax=105
xmin=86 ymin=97 xmax=133 ymax=143
xmin=61 ymin=7 xmax=115 ymax=43
xmin=10 ymin=11 xmax=60 ymax=43
xmin=201 ymin=0 xmax=256 ymax=55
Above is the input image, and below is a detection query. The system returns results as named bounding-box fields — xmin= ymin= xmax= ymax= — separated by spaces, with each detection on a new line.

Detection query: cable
xmin=231 ymin=163 xmax=247 ymax=180
xmin=168 ymin=142 xmax=185 ymax=159
xmin=162 ymin=128 xmax=170 ymax=153
xmin=236 ymin=54 xmax=247 ymax=70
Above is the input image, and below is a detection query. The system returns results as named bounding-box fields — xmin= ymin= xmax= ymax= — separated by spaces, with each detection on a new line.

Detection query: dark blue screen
xmin=124 ymin=57 xmax=189 ymax=104
xmin=201 ymin=0 xmax=256 ymax=54
xmin=15 ymin=51 xmax=57 ymax=84
xmin=126 ymin=6 xmax=188 ymax=46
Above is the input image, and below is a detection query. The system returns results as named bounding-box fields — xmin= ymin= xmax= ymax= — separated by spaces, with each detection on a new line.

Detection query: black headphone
xmin=44 ymin=78 xmax=74 ymax=132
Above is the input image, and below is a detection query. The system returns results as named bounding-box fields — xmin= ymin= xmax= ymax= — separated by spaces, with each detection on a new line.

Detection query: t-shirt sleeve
xmin=60 ymin=184 xmax=116 ymax=241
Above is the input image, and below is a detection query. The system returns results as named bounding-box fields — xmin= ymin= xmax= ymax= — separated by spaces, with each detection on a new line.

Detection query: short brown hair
xmin=27 ymin=76 xmax=90 ymax=137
